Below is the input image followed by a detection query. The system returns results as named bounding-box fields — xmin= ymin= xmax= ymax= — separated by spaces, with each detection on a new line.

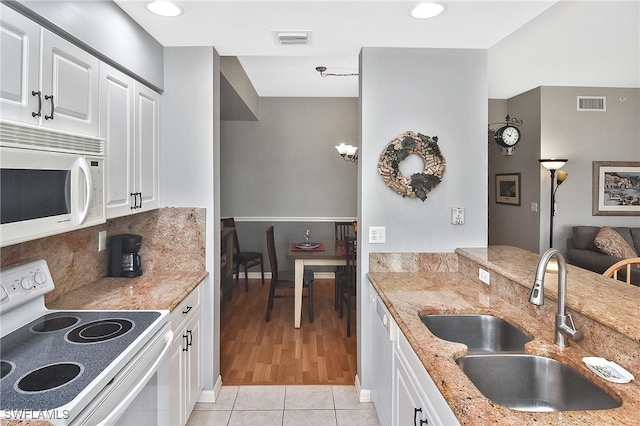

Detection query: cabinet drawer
xmin=171 ymin=285 xmax=201 ymax=332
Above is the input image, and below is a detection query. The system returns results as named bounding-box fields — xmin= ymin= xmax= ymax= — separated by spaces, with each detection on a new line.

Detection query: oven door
xmin=72 ymin=325 xmax=172 ymax=426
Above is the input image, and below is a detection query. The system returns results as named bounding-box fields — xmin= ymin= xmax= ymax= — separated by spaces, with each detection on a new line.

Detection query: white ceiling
xmin=114 ymin=0 xmax=640 ymax=99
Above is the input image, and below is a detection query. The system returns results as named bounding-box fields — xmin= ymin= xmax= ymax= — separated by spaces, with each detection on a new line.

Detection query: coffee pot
xmin=108 ymin=234 xmax=142 ymax=278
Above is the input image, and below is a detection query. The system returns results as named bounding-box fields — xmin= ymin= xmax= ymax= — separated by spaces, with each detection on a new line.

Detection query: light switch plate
xmin=451 ymin=207 xmax=464 ymax=225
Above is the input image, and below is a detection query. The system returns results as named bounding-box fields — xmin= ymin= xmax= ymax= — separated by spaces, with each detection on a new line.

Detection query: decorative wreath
xmin=378 ymin=131 xmax=446 ymax=201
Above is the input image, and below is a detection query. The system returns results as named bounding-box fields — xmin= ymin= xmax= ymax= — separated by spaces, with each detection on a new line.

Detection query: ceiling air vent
xmin=272 ymin=31 xmax=311 ymax=45
xmin=577 ymin=96 xmax=606 ymax=111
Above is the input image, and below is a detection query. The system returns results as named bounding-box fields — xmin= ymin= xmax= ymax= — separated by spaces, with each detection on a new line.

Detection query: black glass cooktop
xmin=0 ymin=311 xmax=160 ymax=411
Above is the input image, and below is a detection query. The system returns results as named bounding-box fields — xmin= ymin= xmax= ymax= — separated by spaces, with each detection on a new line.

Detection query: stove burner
xmin=31 ymin=315 xmax=79 ymax=333
xmin=17 ymin=363 xmax=82 ymax=393
xmin=67 ymin=319 xmax=133 ymax=343
xmin=1 ymin=361 xmax=14 ymax=380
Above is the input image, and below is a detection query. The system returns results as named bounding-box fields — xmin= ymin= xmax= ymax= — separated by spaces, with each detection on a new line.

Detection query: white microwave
xmin=0 ymin=121 xmax=105 ymax=247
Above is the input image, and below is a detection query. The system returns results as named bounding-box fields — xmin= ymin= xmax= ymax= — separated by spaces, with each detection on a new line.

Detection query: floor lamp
xmin=539 ymin=159 xmax=568 ymax=248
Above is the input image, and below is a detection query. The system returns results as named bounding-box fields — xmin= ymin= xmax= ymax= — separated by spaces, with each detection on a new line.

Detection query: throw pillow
xmin=594 ymin=227 xmax=638 ymax=260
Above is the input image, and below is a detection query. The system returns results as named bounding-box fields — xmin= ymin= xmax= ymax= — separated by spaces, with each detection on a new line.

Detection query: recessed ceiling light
xmin=411 ymin=3 xmax=445 ymax=19
xmin=147 ymin=1 xmax=183 ymax=17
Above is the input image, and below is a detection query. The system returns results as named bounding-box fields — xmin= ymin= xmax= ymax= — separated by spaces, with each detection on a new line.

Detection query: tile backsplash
xmin=1 ymin=207 xmax=206 ymax=303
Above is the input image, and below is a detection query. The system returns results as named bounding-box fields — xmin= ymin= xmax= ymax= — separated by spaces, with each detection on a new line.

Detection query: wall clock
xmin=488 ymin=115 xmax=523 ymax=156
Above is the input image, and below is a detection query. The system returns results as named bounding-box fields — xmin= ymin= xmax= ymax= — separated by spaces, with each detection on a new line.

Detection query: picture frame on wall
xmin=592 ymin=161 xmax=640 ymax=216
xmin=495 ymin=173 xmax=521 ymax=206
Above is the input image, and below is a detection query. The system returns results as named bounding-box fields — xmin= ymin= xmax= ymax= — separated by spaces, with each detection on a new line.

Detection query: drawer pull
xmin=182 ymin=330 xmax=192 ymax=351
xmin=31 ymin=91 xmax=42 ymax=117
xmin=182 ymin=305 xmax=193 ymax=315
xmin=414 ymin=407 xmax=428 ymax=426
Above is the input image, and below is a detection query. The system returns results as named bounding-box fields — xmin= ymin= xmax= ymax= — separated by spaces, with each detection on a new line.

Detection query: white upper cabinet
xmin=100 ymin=63 xmax=159 ymax=218
xmin=40 ymin=29 xmax=99 ymax=136
xmin=0 ymin=5 xmax=40 ymax=125
xmin=133 ymin=83 xmax=159 ymax=213
xmin=0 ymin=4 xmax=99 ymax=137
xmin=100 ymin=63 xmax=134 ymax=216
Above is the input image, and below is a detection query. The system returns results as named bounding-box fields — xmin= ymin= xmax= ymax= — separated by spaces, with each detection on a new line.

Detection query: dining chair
xmin=603 ymin=257 xmax=640 ymax=285
xmin=334 ymin=222 xmax=355 ymax=309
xmin=221 ymin=217 xmax=265 ymax=291
xmin=265 ymin=226 xmax=315 ymax=323
xmin=336 ymin=236 xmax=357 ymax=336
xmin=334 ymin=221 xmax=354 ymax=241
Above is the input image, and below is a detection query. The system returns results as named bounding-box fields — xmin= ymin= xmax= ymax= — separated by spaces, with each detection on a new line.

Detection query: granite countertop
xmin=367 ymin=246 xmax=640 ymax=425
xmin=47 ymin=270 xmax=208 ymax=311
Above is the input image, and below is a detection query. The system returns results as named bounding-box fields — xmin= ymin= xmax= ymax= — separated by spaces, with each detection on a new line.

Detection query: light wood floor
xmin=220 ymin=277 xmax=357 ymax=385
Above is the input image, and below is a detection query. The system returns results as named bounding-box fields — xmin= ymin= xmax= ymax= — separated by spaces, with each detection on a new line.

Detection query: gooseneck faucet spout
xmin=528 ymin=248 xmax=584 ymax=347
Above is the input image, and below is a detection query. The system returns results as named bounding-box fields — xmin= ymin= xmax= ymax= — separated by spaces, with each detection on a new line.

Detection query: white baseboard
xmin=354 ymin=374 xmax=372 ymax=403
xmin=197 ymin=375 xmax=222 ymax=403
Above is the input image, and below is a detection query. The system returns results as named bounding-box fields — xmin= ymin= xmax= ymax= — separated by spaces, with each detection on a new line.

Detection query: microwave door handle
xmin=77 ymin=157 xmax=92 ymax=224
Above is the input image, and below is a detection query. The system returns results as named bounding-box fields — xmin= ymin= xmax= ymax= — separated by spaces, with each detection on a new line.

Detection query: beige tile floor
xmin=186 ymin=385 xmax=380 ymax=426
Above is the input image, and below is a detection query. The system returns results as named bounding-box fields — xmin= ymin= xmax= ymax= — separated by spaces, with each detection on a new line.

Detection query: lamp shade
xmin=539 ymin=159 xmax=568 ymax=170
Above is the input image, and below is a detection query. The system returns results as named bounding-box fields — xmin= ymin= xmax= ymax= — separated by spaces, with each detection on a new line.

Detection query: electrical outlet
xmin=369 ymin=226 xmax=386 ymax=243
xmin=98 ymin=231 xmax=107 ymax=251
xmin=479 ymin=268 xmax=490 ymax=285
xmin=451 ymin=207 xmax=464 ymax=225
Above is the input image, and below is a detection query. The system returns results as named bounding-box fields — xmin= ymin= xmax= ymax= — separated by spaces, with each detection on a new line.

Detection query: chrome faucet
xmin=528 ymin=248 xmax=584 ymax=347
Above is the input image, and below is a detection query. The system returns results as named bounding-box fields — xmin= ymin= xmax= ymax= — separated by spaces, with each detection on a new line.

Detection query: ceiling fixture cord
xmin=315 ymin=66 xmax=358 ymax=78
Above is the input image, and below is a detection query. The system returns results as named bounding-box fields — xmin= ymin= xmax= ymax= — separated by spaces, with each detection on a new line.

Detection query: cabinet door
xmin=0 ymin=4 xmax=41 ymax=124
xmin=100 ymin=63 xmax=134 ymax=218
xmin=170 ymin=333 xmax=186 ymax=426
xmin=184 ymin=309 xmax=202 ymax=416
xmin=133 ymin=83 xmax=159 ymax=212
xmin=395 ymin=354 xmax=434 ymax=426
xmin=369 ymin=284 xmax=394 ymax=425
xmin=41 ymin=29 xmax=99 ymax=136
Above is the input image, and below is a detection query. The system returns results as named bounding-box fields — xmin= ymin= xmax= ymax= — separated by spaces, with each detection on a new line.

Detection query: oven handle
xmin=77 ymin=157 xmax=92 ymax=225
xmin=97 ymin=329 xmax=173 ymax=426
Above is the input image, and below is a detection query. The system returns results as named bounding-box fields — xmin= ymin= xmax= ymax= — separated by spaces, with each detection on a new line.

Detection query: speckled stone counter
xmin=368 ymin=246 xmax=640 ymax=426
xmin=47 ymin=270 xmax=208 ymax=312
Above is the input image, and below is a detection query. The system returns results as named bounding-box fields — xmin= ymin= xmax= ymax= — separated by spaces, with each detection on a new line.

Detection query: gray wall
xmin=220 ymin=97 xmax=358 ymax=269
xmin=489 ymin=87 xmax=640 ymax=255
xmin=220 ymin=97 xmax=358 ymax=219
xmin=359 ymin=47 xmax=488 ymax=390
xmin=488 ymin=89 xmax=542 ymax=252
xmin=6 ymin=0 xmax=164 ymax=91
xmin=540 ymin=87 xmax=640 ymax=254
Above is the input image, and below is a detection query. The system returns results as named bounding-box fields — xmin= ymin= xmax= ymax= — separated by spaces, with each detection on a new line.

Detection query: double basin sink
xmin=421 ymin=314 xmax=621 ymax=412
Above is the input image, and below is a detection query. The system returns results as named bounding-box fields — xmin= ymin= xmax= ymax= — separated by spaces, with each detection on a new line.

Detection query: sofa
xmin=567 ymin=226 xmax=640 ymax=285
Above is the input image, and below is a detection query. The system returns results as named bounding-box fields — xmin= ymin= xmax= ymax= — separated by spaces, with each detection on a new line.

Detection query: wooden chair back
xmin=335 ymin=222 xmax=354 ymax=241
xmin=266 ymin=226 xmax=279 ymax=281
xmin=603 ymin=257 xmax=640 ymax=285
xmin=221 ymin=217 xmax=241 ymax=253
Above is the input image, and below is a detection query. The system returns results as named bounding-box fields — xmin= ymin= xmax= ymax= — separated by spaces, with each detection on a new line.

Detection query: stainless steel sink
xmin=457 ymin=354 xmax=621 ymax=411
xmin=420 ymin=314 xmax=531 ymax=353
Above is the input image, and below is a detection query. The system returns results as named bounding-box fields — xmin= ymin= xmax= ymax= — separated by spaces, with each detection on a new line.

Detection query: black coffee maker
xmin=108 ymin=234 xmax=142 ymax=278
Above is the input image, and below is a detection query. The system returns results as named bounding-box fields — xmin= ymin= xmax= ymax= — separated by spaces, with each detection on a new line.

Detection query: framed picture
xmin=592 ymin=161 xmax=640 ymax=216
xmin=495 ymin=173 xmax=521 ymax=206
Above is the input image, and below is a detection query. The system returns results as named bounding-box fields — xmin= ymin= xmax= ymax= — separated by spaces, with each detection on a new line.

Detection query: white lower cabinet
xmin=368 ymin=283 xmax=395 ymax=425
xmin=169 ymin=284 xmax=203 ymax=426
xmin=368 ymin=281 xmax=459 ymax=426
xmin=394 ymin=330 xmax=460 ymax=426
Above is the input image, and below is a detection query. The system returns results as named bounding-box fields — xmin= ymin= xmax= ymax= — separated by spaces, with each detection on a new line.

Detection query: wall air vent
xmin=272 ymin=31 xmax=311 ymax=45
xmin=577 ymin=96 xmax=606 ymax=111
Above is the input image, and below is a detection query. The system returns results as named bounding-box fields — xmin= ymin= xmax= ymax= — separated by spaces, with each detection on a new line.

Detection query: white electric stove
xmin=0 ymin=259 xmax=172 ymax=425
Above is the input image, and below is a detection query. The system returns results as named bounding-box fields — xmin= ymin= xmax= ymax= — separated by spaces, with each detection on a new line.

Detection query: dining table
xmin=287 ymin=239 xmax=347 ymax=328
